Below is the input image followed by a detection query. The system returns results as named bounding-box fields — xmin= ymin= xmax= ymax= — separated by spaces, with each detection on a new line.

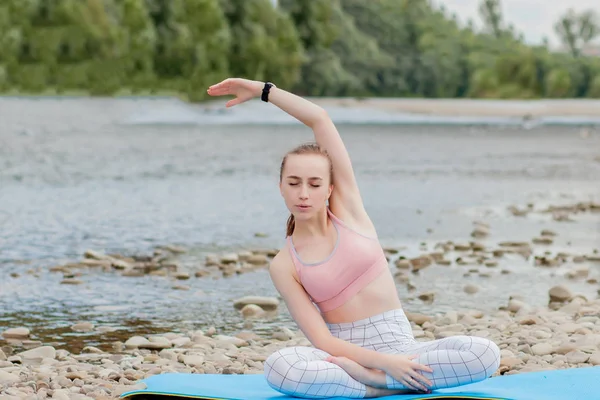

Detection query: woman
xmin=207 ymin=78 xmax=501 ymax=399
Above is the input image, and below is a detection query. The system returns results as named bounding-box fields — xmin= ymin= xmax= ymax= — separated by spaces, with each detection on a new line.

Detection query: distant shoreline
xmin=2 ymin=94 xmax=600 ymax=119
xmin=310 ymin=98 xmax=600 ymax=117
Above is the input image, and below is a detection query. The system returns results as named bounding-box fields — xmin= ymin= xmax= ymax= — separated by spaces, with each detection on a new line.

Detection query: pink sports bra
xmin=287 ymin=208 xmax=388 ymax=312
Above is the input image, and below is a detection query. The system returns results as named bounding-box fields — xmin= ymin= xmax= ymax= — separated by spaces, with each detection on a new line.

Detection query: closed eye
xmin=288 ymin=182 xmax=321 ymax=187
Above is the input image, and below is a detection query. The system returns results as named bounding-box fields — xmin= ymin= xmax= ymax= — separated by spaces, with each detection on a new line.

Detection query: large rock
xmin=2 ymin=327 xmax=30 ymax=339
xmin=84 ymin=249 xmax=111 ymax=260
xmin=549 ymin=285 xmax=572 ymax=303
xmin=471 ymin=225 xmax=490 ymax=238
xmin=240 ymin=304 xmax=266 ymax=319
xmin=410 ymin=256 xmax=433 ymax=271
xmin=0 ymin=370 xmax=21 ymax=384
xmin=17 ymin=346 xmax=56 ymax=363
xmin=125 ymin=336 xmax=151 ymax=348
xmin=233 ymin=296 xmax=279 ymax=311
xmin=531 ymin=343 xmax=553 ymax=356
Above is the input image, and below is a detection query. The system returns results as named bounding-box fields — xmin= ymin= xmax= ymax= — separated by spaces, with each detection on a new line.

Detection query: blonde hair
xmin=279 ymin=143 xmax=333 ymax=237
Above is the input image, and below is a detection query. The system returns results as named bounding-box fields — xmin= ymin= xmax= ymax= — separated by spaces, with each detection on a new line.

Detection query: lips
xmin=296 ymin=205 xmax=311 ymax=210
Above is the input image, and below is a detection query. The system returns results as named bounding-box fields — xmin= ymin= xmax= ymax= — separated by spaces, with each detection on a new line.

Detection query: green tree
xmin=221 ymin=0 xmax=303 ymax=91
xmin=554 ymin=9 xmax=599 ymax=57
xmin=587 ymin=74 xmax=600 ymax=98
xmin=119 ymin=0 xmax=158 ymax=92
xmin=280 ymin=0 xmax=353 ymax=95
xmin=479 ymin=0 xmax=504 ymax=39
xmin=329 ymin=2 xmax=394 ymax=96
xmin=2 ymin=0 xmax=600 ymax=100
xmin=340 ymin=0 xmax=424 ymax=96
xmin=68 ymin=0 xmax=129 ymax=95
xmin=147 ymin=0 xmax=231 ymax=100
xmin=545 ymin=68 xmax=572 ymax=98
xmin=0 ymin=0 xmax=39 ymax=90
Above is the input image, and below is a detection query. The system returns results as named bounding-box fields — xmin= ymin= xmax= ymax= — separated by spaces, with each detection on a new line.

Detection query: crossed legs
xmin=264 ymin=336 xmax=501 ymax=399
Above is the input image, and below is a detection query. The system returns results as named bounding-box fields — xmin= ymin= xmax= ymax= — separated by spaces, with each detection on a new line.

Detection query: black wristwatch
xmin=261 ymin=82 xmax=275 ymax=102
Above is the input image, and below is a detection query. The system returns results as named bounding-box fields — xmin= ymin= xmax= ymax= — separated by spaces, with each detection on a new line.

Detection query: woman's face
xmin=280 ymin=153 xmax=333 ymax=221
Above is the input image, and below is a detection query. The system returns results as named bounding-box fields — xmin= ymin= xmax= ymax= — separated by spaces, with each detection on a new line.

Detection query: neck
xmin=293 ymin=208 xmax=329 ymax=238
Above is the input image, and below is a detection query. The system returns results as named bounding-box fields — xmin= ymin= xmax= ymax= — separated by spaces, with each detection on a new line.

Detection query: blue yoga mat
xmin=120 ymin=366 xmax=599 ymax=399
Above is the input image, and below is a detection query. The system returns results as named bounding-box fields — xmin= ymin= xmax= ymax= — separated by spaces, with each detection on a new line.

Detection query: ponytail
xmin=286 ymin=214 xmax=295 ymax=237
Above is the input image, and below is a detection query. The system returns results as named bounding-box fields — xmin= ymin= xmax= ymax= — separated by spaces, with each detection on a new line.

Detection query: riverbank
xmin=310 ymin=98 xmax=600 ymax=118
xmin=2 ymin=287 xmax=600 ymax=399
xmin=1 ymin=98 xmax=599 ymax=398
xmin=3 ymin=94 xmax=600 ymax=120
xmin=1 ymin=198 xmax=599 ymax=398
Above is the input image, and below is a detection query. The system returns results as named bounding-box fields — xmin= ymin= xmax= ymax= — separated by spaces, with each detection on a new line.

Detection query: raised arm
xmin=207 ymin=78 xmax=365 ymax=220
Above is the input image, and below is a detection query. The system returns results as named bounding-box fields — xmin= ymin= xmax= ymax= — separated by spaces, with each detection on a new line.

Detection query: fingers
xmin=225 ymin=98 xmax=242 ymax=108
xmin=413 ymin=362 xmax=433 ymax=374
xmin=208 ymin=78 xmax=232 ymax=89
xmin=407 ymin=369 xmax=432 ymax=390
xmin=207 ymin=86 xmax=230 ymax=96
xmin=207 ymin=79 xmax=233 ymax=96
xmin=408 ymin=356 xmax=433 ymax=374
xmin=401 ymin=375 xmax=427 ymax=392
xmin=402 ymin=356 xmax=433 ymax=391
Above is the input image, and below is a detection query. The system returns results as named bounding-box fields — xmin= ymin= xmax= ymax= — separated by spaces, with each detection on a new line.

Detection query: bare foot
xmin=325 ymin=356 xmax=387 ymax=388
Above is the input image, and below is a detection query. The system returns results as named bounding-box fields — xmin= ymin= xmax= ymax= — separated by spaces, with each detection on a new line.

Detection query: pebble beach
xmin=1 ymin=97 xmax=599 ymax=398
xmin=2 ymin=198 xmax=600 ymax=399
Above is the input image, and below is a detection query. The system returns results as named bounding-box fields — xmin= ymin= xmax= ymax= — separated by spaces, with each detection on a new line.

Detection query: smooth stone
xmin=0 ymin=370 xmax=21 ymax=384
xmin=548 ymin=285 xmax=572 ymax=302
xmin=240 ymin=304 xmax=266 ymax=319
xmin=213 ymin=335 xmax=248 ymax=348
xmin=565 ymin=350 xmax=590 ymax=364
xmin=531 ymin=343 xmax=553 ymax=356
xmin=182 ymin=355 xmax=204 ymax=367
xmin=2 ymin=328 xmax=30 ymax=339
xmin=405 ymin=312 xmax=432 ymax=325
xmin=17 ymin=346 xmax=56 ymax=363
xmin=463 ymin=284 xmax=479 ymax=294
xmin=141 ymin=336 xmax=172 ymax=349
xmin=220 ymin=254 xmax=239 ymax=264
xmin=124 ymin=336 xmax=150 ymax=348
xmin=588 ymin=352 xmax=600 ymax=365
xmin=233 ymin=296 xmax=279 ymax=311
xmin=71 ymin=322 xmax=94 ymax=332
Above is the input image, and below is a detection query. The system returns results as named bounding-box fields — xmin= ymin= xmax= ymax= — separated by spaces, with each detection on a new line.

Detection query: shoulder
xmin=269 ymin=249 xmax=286 ymax=271
xmin=269 ymin=247 xmax=299 ymax=281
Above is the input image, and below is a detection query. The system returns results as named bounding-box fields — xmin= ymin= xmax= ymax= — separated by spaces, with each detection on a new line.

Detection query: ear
xmin=327 ymin=184 xmax=333 ymax=199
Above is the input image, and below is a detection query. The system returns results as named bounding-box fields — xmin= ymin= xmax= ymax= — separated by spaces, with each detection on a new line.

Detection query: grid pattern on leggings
xmin=264 ymin=347 xmax=367 ymax=399
xmin=385 ymin=335 xmax=501 ymax=390
xmin=327 ymin=308 xmax=415 ymax=353
xmin=264 ymin=308 xmax=501 ymax=399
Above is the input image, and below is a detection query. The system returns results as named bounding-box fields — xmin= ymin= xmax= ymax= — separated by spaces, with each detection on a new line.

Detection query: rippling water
xmin=1 ymin=97 xmax=599 ymax=353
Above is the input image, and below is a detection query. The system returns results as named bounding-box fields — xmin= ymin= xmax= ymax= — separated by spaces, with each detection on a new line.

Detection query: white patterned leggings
xmin=264 ymin=309 xmax=501 ymax=399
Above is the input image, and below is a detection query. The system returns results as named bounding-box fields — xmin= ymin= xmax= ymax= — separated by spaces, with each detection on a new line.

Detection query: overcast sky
xmin=434 ymin=0 xmax=600 ymax=48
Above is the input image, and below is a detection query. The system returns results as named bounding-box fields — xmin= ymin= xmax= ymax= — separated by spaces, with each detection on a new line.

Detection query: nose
xmin=299 ymin=185 xmax=309 ymax=200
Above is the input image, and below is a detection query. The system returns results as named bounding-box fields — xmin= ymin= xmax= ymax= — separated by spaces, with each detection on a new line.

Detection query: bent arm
xmin=269 ymin=254 xmax=391 ymax=370
xmin=265 ymin=86 xmax=365 ymax=217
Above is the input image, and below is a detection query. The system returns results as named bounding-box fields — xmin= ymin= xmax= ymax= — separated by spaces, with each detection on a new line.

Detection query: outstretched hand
xmin=207 ymin=78 xmax=264 ymax=107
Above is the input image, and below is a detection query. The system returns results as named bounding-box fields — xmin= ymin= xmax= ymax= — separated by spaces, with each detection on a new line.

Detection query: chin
xmin=292 ymin=211 xmax=313 ymax=221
